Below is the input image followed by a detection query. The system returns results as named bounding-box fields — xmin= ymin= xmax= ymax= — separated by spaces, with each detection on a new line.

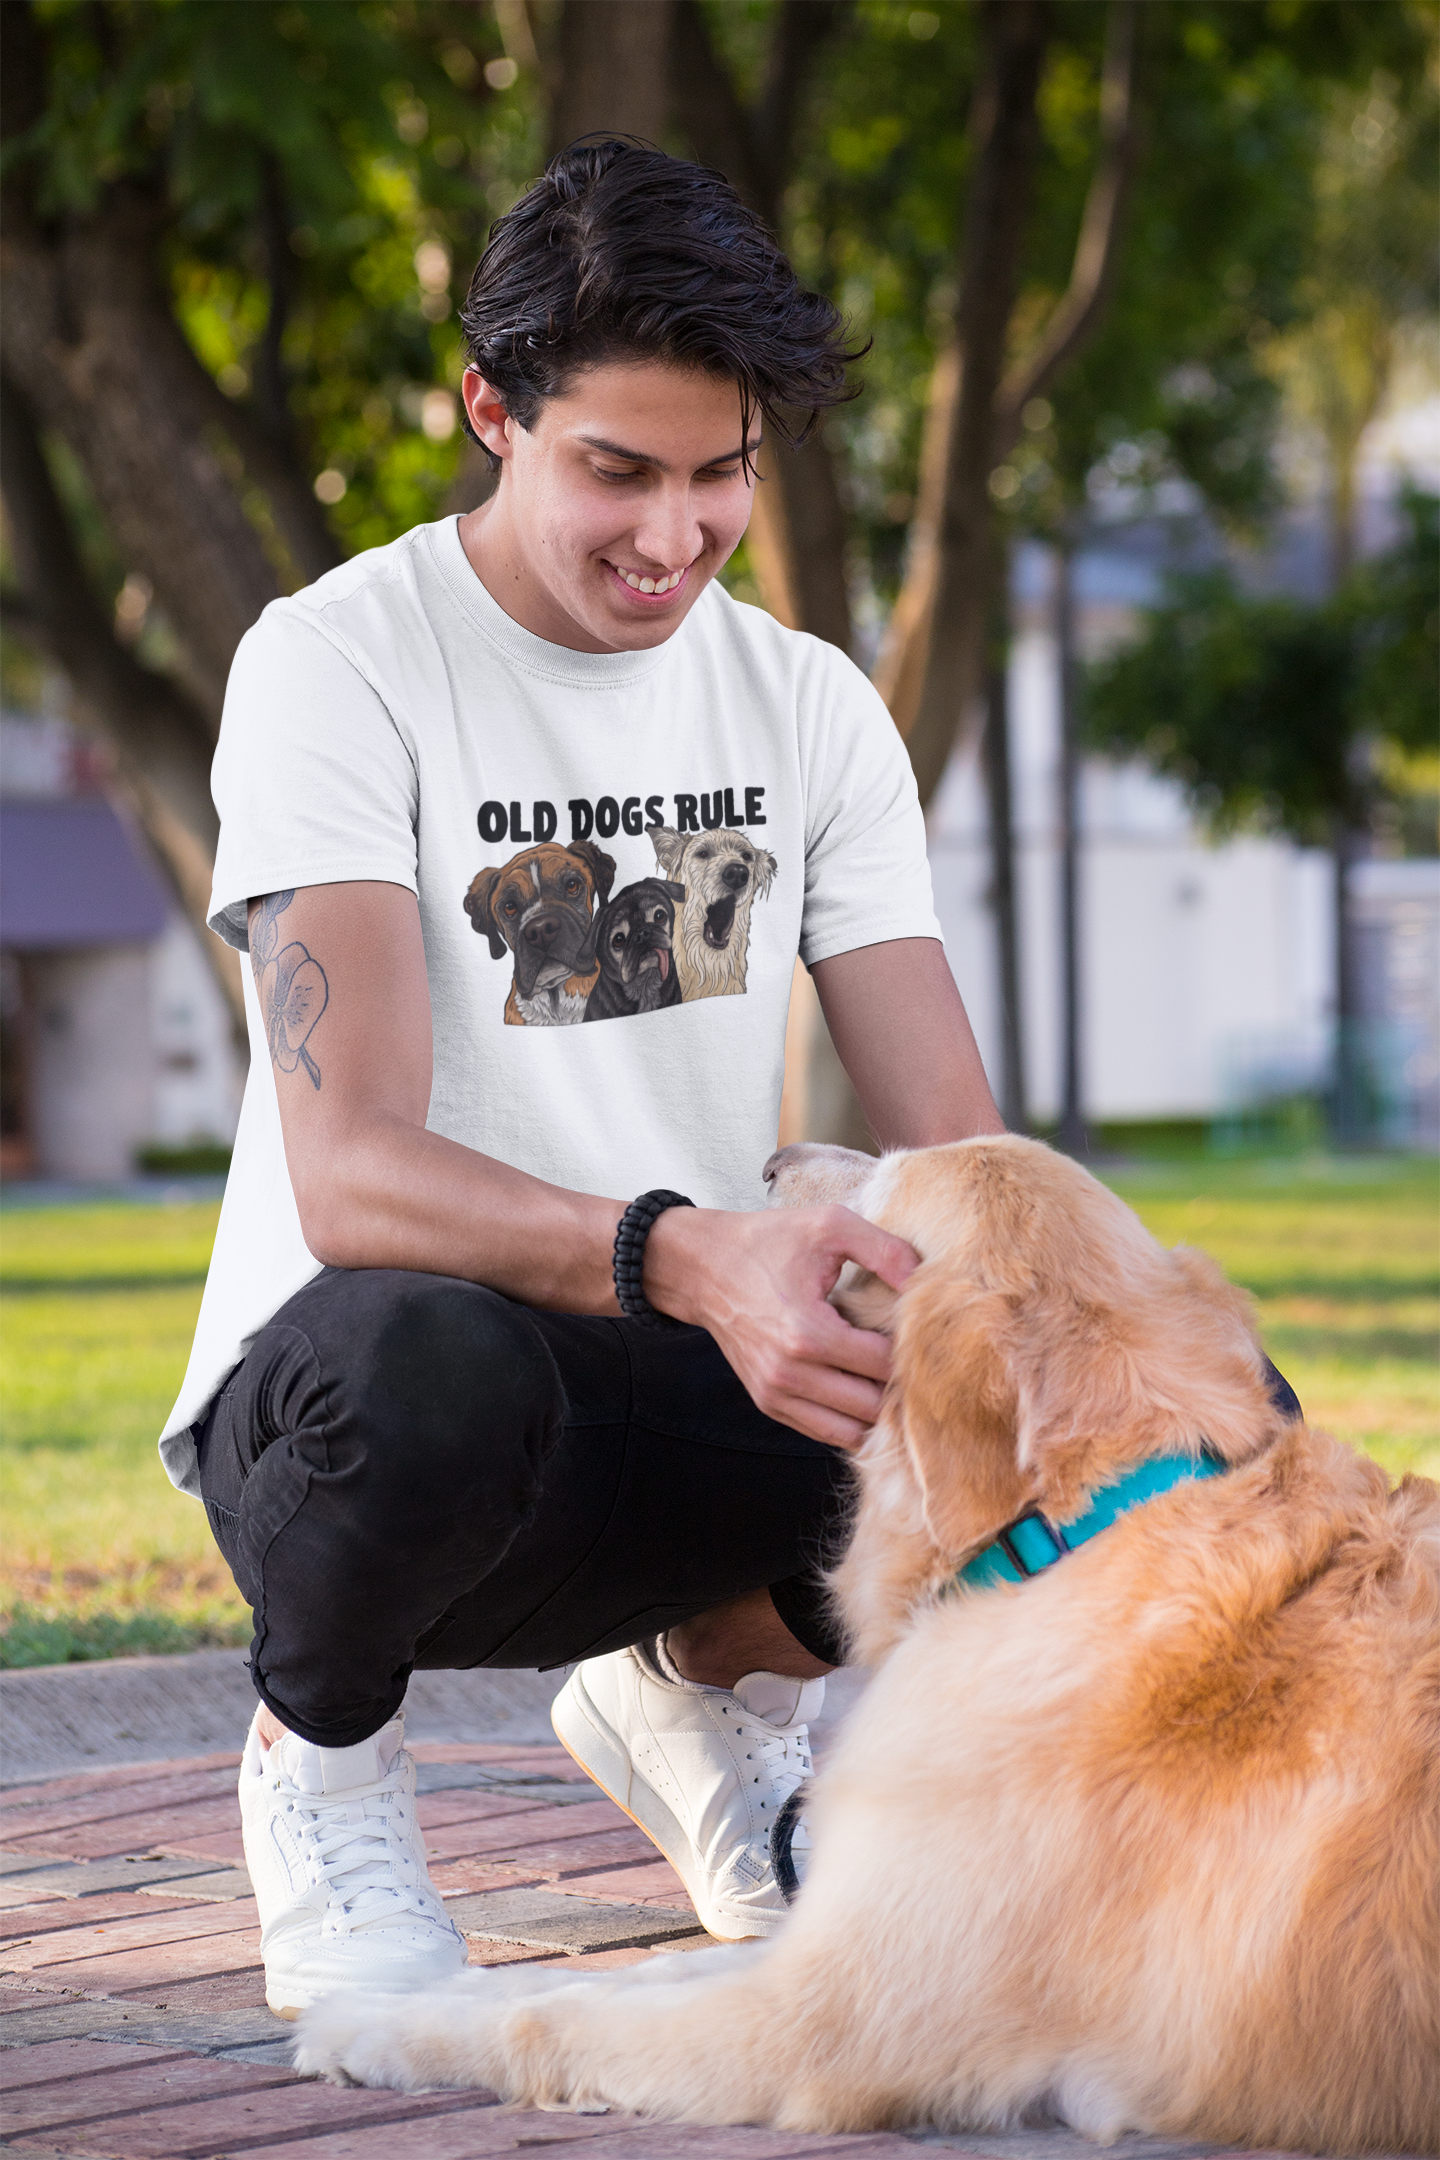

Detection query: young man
xmin=162 ymin=140 xmax=1003 ymax=2020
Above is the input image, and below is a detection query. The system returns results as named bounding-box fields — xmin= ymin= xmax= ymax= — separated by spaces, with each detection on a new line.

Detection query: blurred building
xmin=929 ymin=530 xmax=1440 ymax=1149
xmin=0 ymin=715 xmax=242 ymax=1183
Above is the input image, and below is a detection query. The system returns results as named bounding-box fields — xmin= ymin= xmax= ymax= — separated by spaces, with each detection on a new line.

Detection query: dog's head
xmin=576 ymin=877 xmax=686 ymax=996
xmin=765 ymin=1135 xmax=1290 ymax=1664
xmin=463 ymin=841 xmax=615 ymax=998
xmin=651 ymin=827 xmax=776 ymax=952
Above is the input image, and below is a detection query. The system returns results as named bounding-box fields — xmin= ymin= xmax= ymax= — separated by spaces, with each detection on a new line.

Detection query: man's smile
xmin=602 ymin=560 xmax=692 ymax=604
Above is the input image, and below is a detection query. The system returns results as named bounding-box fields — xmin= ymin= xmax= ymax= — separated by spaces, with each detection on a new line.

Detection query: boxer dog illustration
xmin=576 ymin=878 xmax=686 ymax=1022
xmin=463 ymin=839 xmax=615 ymax=1025
xmin=650 ymin=827 xmax=776 ymax=999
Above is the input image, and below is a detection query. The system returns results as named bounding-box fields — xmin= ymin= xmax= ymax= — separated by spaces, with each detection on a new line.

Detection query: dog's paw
xmin=293 ymin=1991 xmax=436 ymax=2091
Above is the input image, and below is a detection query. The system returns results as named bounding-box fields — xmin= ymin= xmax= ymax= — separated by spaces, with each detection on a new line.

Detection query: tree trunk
xmin=982 ymin=541 xmax=1026 ymax=1128
xmin=898 ymin=0 xmax=1049 ymax=810
xmin=745 ymin=432 xmax=852 ymax=650
xmin=549 ymin=0 xmax=675 ymax=156
xmin=1054 ymin=538 xmax=1089 ymax=1155
xmin=671 ymin=0 xmax=852 ymax=653
xmin=879 ymin=0 xmax=1140 ymax=798
xmin=0 ymin=369 xmax=245 ymax=1031
xmin=1 ymin=186 xmax=283 ymax=724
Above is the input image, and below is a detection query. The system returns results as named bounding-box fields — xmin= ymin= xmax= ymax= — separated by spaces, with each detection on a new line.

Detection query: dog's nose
xmin=522 ymin=916 xmax=559 ymax=949
xmin=721 ymin=862 xmax=750 ymax=891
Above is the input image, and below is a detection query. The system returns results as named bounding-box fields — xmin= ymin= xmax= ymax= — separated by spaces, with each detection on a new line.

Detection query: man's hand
xmin=644 ymin=1204 xmax=918 ymax=1450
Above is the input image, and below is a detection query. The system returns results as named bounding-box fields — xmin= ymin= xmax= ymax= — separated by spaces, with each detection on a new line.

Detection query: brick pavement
xmin=0 ymin=1741 xmax=1322 ymax=2160
xmin=1 ymin=1740 xmax=955 ymax=2157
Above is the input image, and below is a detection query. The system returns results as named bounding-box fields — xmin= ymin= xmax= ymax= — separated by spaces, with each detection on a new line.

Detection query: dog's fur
xmin=463 ymin=840 xmax=614 ymax=1025
xmin=577 ymin=878 xmax=686 ymax=1022
xmin=297 ymin=1136 xmax=1439 ymax=2154
xmin=650 ymin=826 xmax=776 ymax=1000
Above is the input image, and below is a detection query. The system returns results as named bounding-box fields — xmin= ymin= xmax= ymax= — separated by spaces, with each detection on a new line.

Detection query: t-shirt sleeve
xmin=207 ymin=603 xmax=420 ymax=953
xmin=797 ymin=643 xmax=941 ymax=969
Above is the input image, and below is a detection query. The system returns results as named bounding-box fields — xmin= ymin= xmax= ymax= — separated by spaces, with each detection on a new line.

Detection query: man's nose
xmin=632 ymin=488 xmax=703 ymax=571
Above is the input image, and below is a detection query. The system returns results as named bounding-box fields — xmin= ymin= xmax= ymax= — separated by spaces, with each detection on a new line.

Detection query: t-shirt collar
xmin=430 ymin=517 xmax=679 ymax=689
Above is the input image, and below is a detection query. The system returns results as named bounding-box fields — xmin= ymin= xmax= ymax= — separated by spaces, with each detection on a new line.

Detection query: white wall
xmin=28 ymin=946 xmax=156 ymax=1181
xmin=149 ymin=915 xmax=245 ymax=1151
xmin=928 ymin=624 xmax=1334 ymax=1124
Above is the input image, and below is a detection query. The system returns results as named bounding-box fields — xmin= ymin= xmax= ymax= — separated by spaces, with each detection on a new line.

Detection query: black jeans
xmin=196 ymin=1267 xmax=853 ymax=1749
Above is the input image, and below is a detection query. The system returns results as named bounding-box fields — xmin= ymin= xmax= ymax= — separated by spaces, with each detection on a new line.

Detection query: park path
xmin=1 ymin=1725 xmax=1317 ymax=2160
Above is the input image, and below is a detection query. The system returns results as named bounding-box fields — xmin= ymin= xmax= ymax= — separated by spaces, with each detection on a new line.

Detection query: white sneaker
xmin=239 ymin=1707 xmax=466 ymax=2019
xmin=550 ymin=1640 xmax=820 ymax=1941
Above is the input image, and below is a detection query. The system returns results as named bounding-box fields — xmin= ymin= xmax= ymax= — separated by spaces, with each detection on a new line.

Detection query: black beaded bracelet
xmin=613 ymin=1189 xmax=695 ymax=1328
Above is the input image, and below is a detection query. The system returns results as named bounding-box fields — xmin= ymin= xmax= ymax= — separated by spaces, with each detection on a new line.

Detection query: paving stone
xmin=1 ymin=2047 xmax=294 ymax=2134
xmin=446 ymin=1888 xmax=704 ymax=1952
xmin=1 ymin=1895 xmax=210 ymax=1943
xmin=0 ymin=1858 xmax=231 ymax=1905
xmin=414 ymin=1763 xmax=604 ymax=1804
xmin=553 ymin=1861 xmax=693 ymax=1907
xmin=229 ymin=2102 xmax=626 ymax=2159
xmin=0 ymin=2035 xmax=185 ymax=2084
xmin=135 ymin=1868 xmax=251 ymax=1902
xmin=6 ymin=2061 xmax=496 ymax=2154
xmin=433 ymin=1860 xmax=550 ymax=1897
xmin=0 ymin=1994 xmax=281 ymax=2058
xmin=0 ymin=1756 xmax=241 ymax=1811
xmin=1 ymin=1768 xmax=236 ymax=1842
xmin=2 ymin=1899 xmax=259 ymax=1973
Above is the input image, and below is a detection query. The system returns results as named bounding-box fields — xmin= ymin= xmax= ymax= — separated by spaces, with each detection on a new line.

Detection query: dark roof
xmin=0 ymin=797 xmax=172 ymax=951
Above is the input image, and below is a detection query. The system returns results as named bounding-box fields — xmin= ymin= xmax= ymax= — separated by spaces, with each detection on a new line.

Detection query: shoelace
xmin=276 ymin=1767 xmax=439 ymax=1931
xmin=741 ymin=1724 xmax=813 ymax=1819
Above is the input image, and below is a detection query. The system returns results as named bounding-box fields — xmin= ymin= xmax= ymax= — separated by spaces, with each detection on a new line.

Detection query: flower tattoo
xmin=251 ymin=890 xmax=328 ymax=1090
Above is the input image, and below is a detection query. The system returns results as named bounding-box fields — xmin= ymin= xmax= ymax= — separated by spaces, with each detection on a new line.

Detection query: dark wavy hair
xmin=459 ymin=139 xmax=865 ymax=468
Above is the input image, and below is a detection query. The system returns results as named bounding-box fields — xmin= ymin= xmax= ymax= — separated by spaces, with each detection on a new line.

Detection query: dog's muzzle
xmin=516 ymin=902 xmax=592 ymax=995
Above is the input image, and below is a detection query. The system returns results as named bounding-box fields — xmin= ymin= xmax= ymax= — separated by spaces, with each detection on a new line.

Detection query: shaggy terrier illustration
xmin=649 ymin=826 xmax=776 ymax=1000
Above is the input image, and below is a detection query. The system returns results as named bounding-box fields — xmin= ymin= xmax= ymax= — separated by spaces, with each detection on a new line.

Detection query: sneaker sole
xmin=550 ymin=1672 xmax=768 ymax=1944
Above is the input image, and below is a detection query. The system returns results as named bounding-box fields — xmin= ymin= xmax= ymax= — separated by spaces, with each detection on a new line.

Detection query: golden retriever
xmin=296 ymin=1136 xmax=1439 ymax=2154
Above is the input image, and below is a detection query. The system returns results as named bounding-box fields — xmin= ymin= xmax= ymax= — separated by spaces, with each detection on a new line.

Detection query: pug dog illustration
xmin=649 ymin=827 xmax=776 ymax=999
xmin=576 ymin=878 xmax=686 ymax=1021
xmin=463 ymin=839 xmax=615 ymax=1025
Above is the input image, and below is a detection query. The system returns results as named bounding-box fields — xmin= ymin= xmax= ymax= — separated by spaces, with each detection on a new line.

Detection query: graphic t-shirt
xmin=159 ymin=517 xmax=940 ymax=1494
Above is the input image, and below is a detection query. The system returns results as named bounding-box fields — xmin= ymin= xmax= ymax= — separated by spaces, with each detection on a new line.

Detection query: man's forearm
xmin=294 ymin=1111 xmax=626 ymax=1313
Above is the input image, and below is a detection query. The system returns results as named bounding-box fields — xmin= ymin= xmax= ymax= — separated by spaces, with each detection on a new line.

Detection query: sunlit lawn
xmin=1 ymin=1155 xmax=1435 ymax=1666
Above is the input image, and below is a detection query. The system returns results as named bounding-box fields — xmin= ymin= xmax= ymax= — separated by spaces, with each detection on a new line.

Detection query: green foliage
xmin=12 ymin=2 xmax=546 ymax=565
xmin=1084 ymin=492 xmax=1440 ymax=846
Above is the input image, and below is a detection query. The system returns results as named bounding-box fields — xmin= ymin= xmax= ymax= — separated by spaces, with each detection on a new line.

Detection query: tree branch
xmin=994 ymin=0 xmax=1142 ymax=449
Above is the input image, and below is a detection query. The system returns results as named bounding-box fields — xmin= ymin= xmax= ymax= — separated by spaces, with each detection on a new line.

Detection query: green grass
xmin=1102 ymin=1154 xmax=1439 ymax=1483
xmin=0 ymin=1199 xmax=249 ymax=1666
xmin=0 ymin=1158 xmax=1435 ymax=1667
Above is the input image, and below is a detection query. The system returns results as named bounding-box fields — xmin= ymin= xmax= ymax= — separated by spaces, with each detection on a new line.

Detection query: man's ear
xmin=650 ymin=826 xmax=685 ymax=880
xmin=463 ymin=869 xmax=508 ymax=960
xmin=573 ymin=900 xmax=608 ymax=975
xmin=889 ymin=1270 xmax=1029 ymax=1557
xmin=572 ymin=840 xmax=616 ymax=907
xmin=751 ymin=848 xmax=777 ymax=898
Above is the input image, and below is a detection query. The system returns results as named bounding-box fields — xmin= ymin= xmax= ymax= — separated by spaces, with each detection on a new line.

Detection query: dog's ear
xmin=750 ymin=848 xmax=777 ymax=898
xmin=570 ymin=840 xmax=616 ymax=907
xmin=649 ymin=826 xmax=685 ymax=879
xmin=888 ymin=1269 xmax=1030 ymax=1557
xmin=657 ymin=880 xmax=686 ymax=903
xmin=463 ymin=869 xmax=508 ymax=960
xmin=573 ymin=899 xmax=608 ymax=975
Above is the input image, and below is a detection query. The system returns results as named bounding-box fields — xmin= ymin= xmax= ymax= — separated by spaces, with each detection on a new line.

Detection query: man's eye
xmin=596 ymin=467 xmax=642 ymax=484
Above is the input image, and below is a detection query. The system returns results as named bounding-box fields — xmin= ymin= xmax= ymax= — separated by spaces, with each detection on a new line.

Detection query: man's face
xmin=460 ymin=358 xmax=759 ymax=655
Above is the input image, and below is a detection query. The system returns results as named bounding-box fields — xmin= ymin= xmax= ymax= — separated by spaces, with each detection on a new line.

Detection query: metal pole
xmin=1055 ymin=535 xmax=1089 ymax=1155
xmin=983 ymin=537 xmax=1027 ymax=1130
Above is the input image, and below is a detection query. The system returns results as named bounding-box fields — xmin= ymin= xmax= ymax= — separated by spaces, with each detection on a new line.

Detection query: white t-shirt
xmin=160 ymin=517 xmax=940 ymax=1494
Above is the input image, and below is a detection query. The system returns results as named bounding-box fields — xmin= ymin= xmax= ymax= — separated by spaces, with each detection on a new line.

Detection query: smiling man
xmin=161 ymin=140 xmax=1002 ymax=2020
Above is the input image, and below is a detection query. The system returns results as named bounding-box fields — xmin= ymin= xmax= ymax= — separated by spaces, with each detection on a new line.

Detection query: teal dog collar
xmin=957 ymin=1450 xmax=1228 ymax=1592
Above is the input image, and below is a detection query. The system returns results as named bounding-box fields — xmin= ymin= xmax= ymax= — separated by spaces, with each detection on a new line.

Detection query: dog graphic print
xmin=464 ymin=812 xmax=777 ymax=1026
xmin=649 ymin=826 xmax=777 ymax=1000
